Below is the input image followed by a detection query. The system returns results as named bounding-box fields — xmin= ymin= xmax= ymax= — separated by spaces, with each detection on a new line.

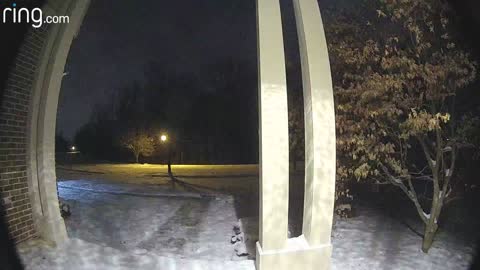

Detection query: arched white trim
xmin=27 ymin=0 xmax=90 ymax=245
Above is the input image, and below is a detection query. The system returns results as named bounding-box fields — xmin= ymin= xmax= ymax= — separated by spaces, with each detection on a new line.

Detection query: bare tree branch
xmin=379 ymin=162 xmax=428 ymax=224
xmin=412 ymin=175 xmax=434 ymax=181
xmin=417 ymin=136 xmax=435 ymax=171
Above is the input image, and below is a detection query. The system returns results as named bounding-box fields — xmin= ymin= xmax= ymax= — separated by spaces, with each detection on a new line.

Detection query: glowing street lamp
xmin=160 ymin=133 xmax=172 ymax=176
xmin=71 ymin=146 xmax=76 ymax=151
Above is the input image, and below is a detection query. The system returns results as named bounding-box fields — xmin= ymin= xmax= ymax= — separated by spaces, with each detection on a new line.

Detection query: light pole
xmin=160 ymin=134 xmax=172 ymax=176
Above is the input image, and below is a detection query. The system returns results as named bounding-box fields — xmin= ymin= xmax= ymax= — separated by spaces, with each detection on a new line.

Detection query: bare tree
xmin=120 ymin=131 xmax=155 ymax=163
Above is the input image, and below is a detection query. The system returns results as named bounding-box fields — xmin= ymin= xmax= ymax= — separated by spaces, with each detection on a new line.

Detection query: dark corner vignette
xmin=1 ymin=1 xmax=45 ymax=270
xmin=1 ymin=0 xmax=480 ymax=270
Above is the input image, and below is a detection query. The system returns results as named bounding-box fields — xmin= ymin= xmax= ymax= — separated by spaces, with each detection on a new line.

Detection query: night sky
xmin=57 ymin=0 xmax=258 ymax=139
xmin=56 ymin=0 xmax=480 ymax=140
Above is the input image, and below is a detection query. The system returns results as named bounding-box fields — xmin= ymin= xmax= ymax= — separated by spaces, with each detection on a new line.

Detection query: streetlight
xmin=160 ymin=133 xmax=172 ymax=176
xmin=71 ymin=146 xmax=76 ymax=151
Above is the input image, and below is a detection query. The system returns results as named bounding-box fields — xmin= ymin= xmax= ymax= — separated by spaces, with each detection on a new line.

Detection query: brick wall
xmin=0 ymin=25 xmax=49 ymax=243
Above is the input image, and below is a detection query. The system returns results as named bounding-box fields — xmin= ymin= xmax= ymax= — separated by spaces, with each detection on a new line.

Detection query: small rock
xmin=335 ymin=203 xmax=354 ymax=218
xmin=234 ymin=242 xmax=249 ymax=256
xmin=236 ymin=232 xmax=244 ymax=242
xmin=233 ymin=224 xmax=241 ymax=235
xmin=59 ymin=202 xmax=71 ymax=218
xmin=231 ymin=233 xmax=244 ymax=244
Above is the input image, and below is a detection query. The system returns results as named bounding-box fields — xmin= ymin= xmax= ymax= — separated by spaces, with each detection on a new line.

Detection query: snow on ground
xmin=236 ymin=207 xmax=475 ymax=270
xmin=57 ymin=164 xmax=259 ymax=194
xmin=331 ymin=206 xmax=474 ymax=270
xmin=57 ymin=180 xmax=240 ymax=261
xmin=17 ymin=238 xmax=255 ymax=270
xmin=19 ymin=178 xmax=254 ymax=269
xmin=17 ymin=165 xmax=477 ymax=269
xmin=57 ymin=179 xmax=217 ymax=199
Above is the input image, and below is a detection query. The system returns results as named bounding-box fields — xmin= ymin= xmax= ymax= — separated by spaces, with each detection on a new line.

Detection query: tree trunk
xmin=422 ymin=222 xmax=438 ymax=253
xmin=422 ymin=196 xmax=442 ymax=253
xmin=135 ymin=153 xmax=139 ymax=163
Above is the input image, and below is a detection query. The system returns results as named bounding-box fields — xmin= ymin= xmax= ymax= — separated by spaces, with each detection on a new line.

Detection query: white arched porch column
xmin=27 ymin=0 xmax=90 ymax=245
xmin=256 ymin=0 xmax=336 ymax=269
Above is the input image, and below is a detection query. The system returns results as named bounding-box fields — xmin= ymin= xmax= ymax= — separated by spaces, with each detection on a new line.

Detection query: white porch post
xmin=293 ymin=0 xmax=336 ymax=248
xmin=256 ymin=0 xmax=335 ymax=269
xmin=256 ymin=0 xmax=290 ymax=255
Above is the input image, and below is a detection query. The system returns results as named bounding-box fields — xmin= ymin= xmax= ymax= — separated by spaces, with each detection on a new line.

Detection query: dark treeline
xmin=67 ymin=58 xmax=259 ymax=164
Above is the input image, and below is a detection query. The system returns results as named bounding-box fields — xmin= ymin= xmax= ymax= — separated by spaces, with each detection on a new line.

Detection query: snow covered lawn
xmin=17 ymin=238 xmax=255 ymax=270
xmin=57 ymin=164 xmax=259 ymax=194
xmin=59 ymin=180 xmax=241 ymax=260
xmin=18 ymin=178 xmax=253 ymax=269
xmin=331 ymin=206 xmax=474 ymax=270
xmin=16 ymin=165 xmax=477 ymax=269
